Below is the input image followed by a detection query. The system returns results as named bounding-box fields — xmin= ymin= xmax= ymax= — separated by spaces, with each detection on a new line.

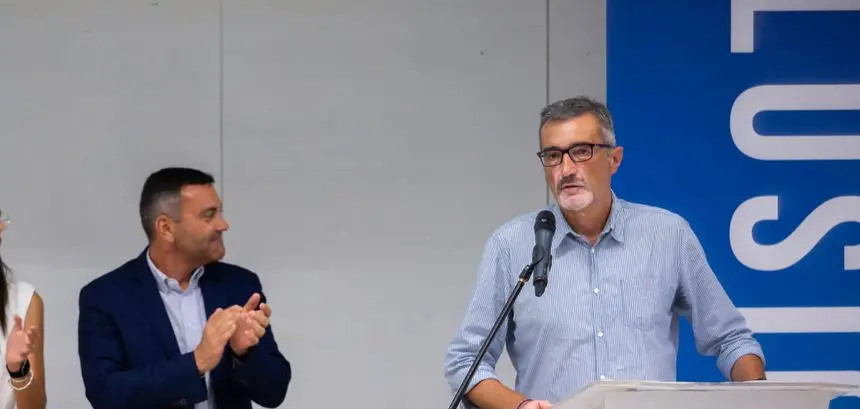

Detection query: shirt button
xmin=597 ymin=331 xmax=604 ymax=337
xmin=593 ymin=288 xmax=599 ymax=294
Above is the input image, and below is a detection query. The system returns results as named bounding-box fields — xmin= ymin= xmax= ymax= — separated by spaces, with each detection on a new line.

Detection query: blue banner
xmin=607 ymin=2 xmax=860 ymax=408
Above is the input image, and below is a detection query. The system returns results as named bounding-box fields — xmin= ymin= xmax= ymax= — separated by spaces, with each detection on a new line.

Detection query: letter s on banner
xmin=729 ymin=195 xmax=860 ymax=271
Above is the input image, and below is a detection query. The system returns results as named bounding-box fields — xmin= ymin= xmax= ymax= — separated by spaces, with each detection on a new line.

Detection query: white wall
xmin=0 ymin=1 xmax=605 ymax=408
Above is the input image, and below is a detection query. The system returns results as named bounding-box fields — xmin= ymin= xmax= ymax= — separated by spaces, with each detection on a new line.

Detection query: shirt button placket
xmin=589 ymin=245 xmax=607 ymax=381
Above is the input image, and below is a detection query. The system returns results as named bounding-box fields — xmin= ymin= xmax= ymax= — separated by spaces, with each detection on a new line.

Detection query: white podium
xmin=554 ymin=380 xmax=859 ymax=409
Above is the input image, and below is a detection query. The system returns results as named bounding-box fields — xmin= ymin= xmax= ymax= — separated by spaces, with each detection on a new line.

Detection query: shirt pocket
xmin=619 ymin=278 xmax=667 ymax=331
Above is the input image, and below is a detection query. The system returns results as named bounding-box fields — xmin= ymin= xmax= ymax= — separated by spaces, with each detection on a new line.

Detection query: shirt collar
xmin=551 ymin=190 xmax=626 ymax=251
xmin=145 ymin=249 xmax=205 ymax=293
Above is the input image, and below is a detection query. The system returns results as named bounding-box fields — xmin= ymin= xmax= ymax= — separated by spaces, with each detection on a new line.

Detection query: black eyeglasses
xmin=536 ymin=143 xmax=614 ymax=167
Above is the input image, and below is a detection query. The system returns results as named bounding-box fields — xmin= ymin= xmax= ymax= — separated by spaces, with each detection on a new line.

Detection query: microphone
xmin=531 ymin=210 xmax=555 ymax=297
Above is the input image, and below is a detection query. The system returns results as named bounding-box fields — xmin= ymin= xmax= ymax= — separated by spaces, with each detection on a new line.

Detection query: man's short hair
xmin=539 ymin=96 xmax=616 ymax=145
xmin=139 ymin=167 xmax=215 ymax=240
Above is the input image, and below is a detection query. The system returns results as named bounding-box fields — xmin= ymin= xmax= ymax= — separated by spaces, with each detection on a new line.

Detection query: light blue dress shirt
xmin=444 ymin=193 xmax=765 ymax=404
xmin=146 ymin=252 xmax=214 ymax=409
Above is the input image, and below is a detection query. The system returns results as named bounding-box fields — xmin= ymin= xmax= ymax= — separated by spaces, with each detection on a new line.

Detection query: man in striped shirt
xmin=444 ymin=96 xmax=766 ymax=409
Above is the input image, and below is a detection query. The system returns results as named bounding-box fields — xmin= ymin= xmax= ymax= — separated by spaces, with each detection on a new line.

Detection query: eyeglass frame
xmin=536 ymin=142 xmax=615 ymax=167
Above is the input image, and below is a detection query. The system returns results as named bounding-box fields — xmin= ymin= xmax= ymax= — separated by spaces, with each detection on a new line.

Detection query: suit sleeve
xmin=229 ymin=274 xmax=292 ymax=408
xmin=77 ymin=283 xmax=208 ymax=409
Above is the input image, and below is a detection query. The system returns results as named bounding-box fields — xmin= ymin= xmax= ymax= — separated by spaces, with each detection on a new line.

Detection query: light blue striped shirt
xmin=444 ymin=193 xmax=765 ymax=404
xmin=146 ymin=252 xmax=214 ymax=409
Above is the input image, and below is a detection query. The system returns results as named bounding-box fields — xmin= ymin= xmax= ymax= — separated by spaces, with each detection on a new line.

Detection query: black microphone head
xmin=532 ymin=210 xmax=556 ymax=297
xmin=534 ymin=210 xmax=556 ymax=233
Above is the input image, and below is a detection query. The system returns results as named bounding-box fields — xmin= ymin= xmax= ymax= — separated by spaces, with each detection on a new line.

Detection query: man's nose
xmin=217 ymin=216 xmax=230 ymax=231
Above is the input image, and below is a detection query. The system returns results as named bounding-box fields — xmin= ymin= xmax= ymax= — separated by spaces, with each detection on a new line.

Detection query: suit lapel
xmin=200 ymin=266 xmax=228 ymax=318
xmin=130 ymin=249 xmax=181 ymax=358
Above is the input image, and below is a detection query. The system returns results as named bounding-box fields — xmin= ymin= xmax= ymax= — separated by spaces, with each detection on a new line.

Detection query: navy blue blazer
xmin=77 ymin=249 xmax=291 ymax=409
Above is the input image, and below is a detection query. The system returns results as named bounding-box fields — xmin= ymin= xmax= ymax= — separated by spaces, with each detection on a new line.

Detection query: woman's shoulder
xmin=0 ymin=279 xmax=36 ymax=329
xmin=7 ymin=279 xmax=36 ymax=296
xmin=6 ymin=279 xmax=37 ymax=313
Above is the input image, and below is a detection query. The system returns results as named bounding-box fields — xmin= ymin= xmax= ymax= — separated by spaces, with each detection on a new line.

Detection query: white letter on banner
xmin=731 ymin=0 xmax=860 ymax=53
xmin=730 ymin=195 xmax=860 ymax=271
xmin=729 ymin=84 xmax=860 ymax=160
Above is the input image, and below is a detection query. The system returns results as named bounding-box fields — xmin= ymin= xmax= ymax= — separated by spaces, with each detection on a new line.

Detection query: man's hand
xmin=229 ymin=293 xmax=272 ymax=357
xmin=521 ymin=399 xmax=553 ymax=409
xmin=466 ymin=379 xmax=551 ymax=409
xmin=194 ymin=306 xmax=241 ymax=373
xmin=731 ymin=354 xmax=766 ymax=381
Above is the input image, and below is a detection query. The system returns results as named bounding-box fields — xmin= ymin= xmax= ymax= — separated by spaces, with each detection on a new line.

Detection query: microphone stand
xmin=447 ymin=256 xmax=543 ymax=409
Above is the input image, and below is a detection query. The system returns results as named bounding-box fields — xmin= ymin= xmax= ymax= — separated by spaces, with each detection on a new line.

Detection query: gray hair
xmin=539 ymin=96 xmax=616 ymax=146
xmin=140 ymin=192 xmax=182 ymax=239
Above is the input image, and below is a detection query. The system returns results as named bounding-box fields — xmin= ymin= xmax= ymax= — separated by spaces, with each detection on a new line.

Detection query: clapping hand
xmin=229 ymin=293 xmax=272 ymax=356
xmin=193 ymin=306 xmax=242 ymax=373
xmin=5 ymin=315 xmax=38 ymax=373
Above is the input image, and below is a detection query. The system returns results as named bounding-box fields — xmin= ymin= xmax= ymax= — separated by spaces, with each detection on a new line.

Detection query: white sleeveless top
xmin=0 ymin=280 xmax=36 ymax=409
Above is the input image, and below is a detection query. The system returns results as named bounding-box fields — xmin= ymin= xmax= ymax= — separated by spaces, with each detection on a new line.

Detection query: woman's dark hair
xmin=0 ymin=253 xmax=9 ymax=335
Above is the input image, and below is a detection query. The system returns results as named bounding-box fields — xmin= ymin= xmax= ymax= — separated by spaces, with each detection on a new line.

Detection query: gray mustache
xmin=557 ymin=176 xmax=585 ymax=191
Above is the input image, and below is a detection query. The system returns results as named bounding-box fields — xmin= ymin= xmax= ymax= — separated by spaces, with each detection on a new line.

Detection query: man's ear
xmin=154 ymin=214 xmax=176 ymax=243
xmin=609 ymin=146 xmax=623 ymax=175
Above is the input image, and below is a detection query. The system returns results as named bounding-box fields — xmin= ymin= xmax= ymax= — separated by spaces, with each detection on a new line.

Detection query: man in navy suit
xmin=77 ymin=167 xmax=291 ymax=409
